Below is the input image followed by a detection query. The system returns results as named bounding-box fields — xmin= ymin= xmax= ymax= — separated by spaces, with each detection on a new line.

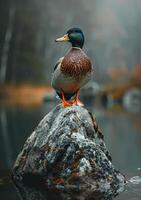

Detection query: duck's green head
xmin=55 ymin=28 xmax=84 ymax=49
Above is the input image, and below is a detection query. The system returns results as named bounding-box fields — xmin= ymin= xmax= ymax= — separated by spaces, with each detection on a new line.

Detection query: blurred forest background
xmin=0 ymin=0 xmax=141 ymax=86
xmin=1 ymin=1 xmax=141 ymax=199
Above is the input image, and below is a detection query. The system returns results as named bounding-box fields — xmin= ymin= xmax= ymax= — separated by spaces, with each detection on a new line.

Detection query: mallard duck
xmin=51 ymin=28 xmax=93 ymax=107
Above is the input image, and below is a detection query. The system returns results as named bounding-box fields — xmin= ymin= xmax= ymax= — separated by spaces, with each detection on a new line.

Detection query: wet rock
xmin=80 ymin=81 xmax=101 ymax=97
xmin=80 ymin=82 xmax=101 ymax=104
xmin=12 ymin=104 xmax=125 ymax=198
xmin=122 ymin=88 xmax=141 ymax=112
xmin=129 ymin=176 xmax=141 ymax=185
xmin=43 ymin=91 xmax=57 ymax=102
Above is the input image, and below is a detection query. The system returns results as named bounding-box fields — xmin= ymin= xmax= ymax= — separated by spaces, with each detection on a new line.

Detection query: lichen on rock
xmin=12 ymin=104 xmax=125 ymax=199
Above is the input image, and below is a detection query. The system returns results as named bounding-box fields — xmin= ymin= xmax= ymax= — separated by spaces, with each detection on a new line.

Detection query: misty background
xmin=0 ymin=0 xmax=141 ymax=85
xmin=0 ymin=1 xmax=141 ymax=200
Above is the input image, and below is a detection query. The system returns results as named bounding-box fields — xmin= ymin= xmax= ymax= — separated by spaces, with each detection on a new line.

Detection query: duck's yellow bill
xmin=55 ymin=34 xmax=69 ymax=42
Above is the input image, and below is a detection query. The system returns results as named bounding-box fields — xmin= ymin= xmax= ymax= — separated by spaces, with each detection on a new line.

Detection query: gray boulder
xmin=12 ymin=104 xmax=125 ymax=199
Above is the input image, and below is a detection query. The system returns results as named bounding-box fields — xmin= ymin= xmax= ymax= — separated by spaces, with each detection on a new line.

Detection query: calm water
xmin=0 ymin=101 xmax=141 ymax=199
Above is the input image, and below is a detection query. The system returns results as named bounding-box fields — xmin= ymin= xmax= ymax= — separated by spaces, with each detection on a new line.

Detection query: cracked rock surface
xmin=12 ymin=104 xmax=125 ymax=199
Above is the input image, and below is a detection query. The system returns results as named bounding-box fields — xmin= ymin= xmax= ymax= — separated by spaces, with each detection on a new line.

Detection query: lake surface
xmin=0 ymin=100 xmax=141 ymax=199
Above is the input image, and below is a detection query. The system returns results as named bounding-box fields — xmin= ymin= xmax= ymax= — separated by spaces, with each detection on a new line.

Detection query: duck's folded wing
xmin=51 ymin=57 xmax=64 ymax=90
xmin=53 ymin=57 xmax=64 ymax=71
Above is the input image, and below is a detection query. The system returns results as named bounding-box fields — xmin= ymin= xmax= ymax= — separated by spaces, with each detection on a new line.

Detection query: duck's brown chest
xmin=61 ymin=48 xmax=92 ymax=78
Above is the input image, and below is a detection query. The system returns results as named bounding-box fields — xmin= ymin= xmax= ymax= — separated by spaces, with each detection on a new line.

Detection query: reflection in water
xmin=91 ymin=107 xmax=141 ymax=174
xmin=0 ymin=102 xmax=141 ymax=199
xmin=14 ymin=182 xmax=121 ymax=200
xmin=0 ymin=109 xmax=12 ymax=167
xmin=0 ymin=105 xmax=45 ymax=170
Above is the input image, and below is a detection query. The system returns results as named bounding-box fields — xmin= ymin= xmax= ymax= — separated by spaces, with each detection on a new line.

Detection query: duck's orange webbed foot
xmin=74 ymin=91 xmax=84 ymax=106
xmin=61 ymin=92 xmax=73 ymax=107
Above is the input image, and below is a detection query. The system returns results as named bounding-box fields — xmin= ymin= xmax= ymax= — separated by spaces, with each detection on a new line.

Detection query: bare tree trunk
xmin=0 ymin=4 xmax=15 ymax=83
